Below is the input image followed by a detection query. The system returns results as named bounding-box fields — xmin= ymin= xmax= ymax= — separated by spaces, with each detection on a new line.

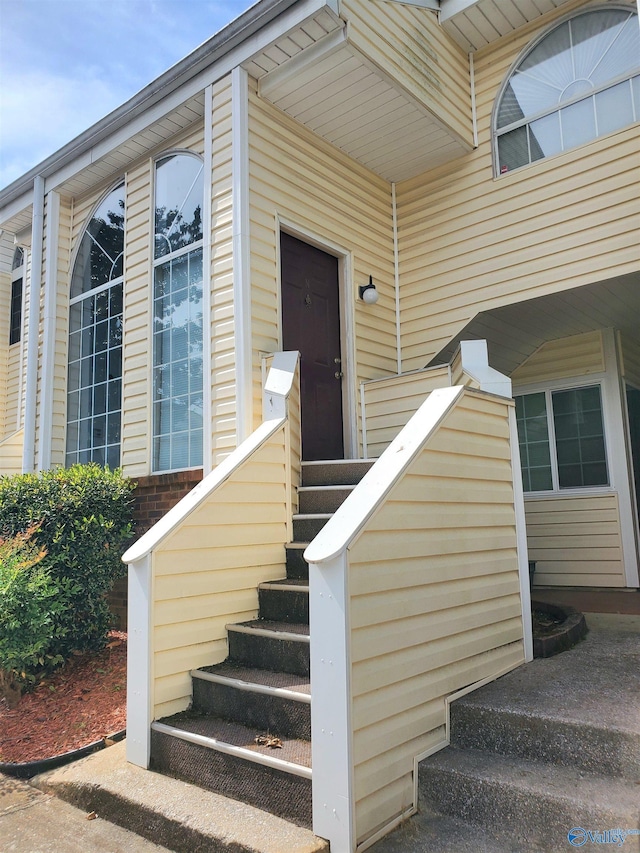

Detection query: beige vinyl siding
xmin=526 ymin=493 xmax=625 ymax=587
xmin=511 ymin=331 xmax=605 ymax=385
xmin=151 ymin=426 xmax=289 ymax=718
xmin=348 ymin=390 xmax=524 ymax=842
xmin=619 ymin=330 xmax=640 ymax=389
xmin=49 ymin=195 xmax=72 ymax=466
xmin=0 ymin=429 xmax=23 ymax=474
xmin=361 ymin=365 xmax=450 ymax=457
xmin=396 ymin=0 xmax=640 ymax=372
xmin=248 ymin=82 xmax=397 ymax=439
xmin=341 ymin=0 xmax=472 ymax=146
xmin=121 ymin=162 xmax=152 ymax=476
xmin=209 ymin=76 xmax=237 ymax=465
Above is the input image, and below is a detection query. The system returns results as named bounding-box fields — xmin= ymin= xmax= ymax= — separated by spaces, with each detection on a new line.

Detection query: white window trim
xmin=514 ymin=371 xmax=615 ymax=498
xmin=492 ymin=3 xmax=640 ymax=177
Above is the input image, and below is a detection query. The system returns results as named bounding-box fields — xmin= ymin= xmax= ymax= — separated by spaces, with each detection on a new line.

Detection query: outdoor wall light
xmin=359 ymin=276 xmax=379 ymax=304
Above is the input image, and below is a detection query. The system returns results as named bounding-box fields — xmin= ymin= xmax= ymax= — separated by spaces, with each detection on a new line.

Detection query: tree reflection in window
xmin=67 ymin=184 xmax=124 ymax=469
xmin=152 ymin=153 xmax=204 ymax=472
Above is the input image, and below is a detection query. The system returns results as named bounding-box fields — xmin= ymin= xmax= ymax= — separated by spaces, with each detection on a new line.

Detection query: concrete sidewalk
xmin=0 ymin=771 xmax=166 ymax=853
xmin=4 ymin=613 xmax=638 ymax=853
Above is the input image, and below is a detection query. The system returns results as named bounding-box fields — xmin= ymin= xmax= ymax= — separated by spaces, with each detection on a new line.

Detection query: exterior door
xmin=281 ymin=232 xmax=344 ymax=461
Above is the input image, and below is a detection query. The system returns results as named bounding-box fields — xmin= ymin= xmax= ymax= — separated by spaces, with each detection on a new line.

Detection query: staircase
xmin=411 ymin=625 xmax=640 ymax=853
xmin=149 ymin=459 xmax=373 ymax=828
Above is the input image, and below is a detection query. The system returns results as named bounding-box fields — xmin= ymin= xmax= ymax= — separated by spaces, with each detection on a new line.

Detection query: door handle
xmin=334 ymin=357 xmax=342 ymax=364
xmin=335 ymin=371 xmax=344 ymax=379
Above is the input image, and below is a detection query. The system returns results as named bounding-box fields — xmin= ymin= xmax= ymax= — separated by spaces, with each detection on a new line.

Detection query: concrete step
xmin=293 ymin=513 xmax=331 ymax=541
xmin=450 ymin=695 xmax=640 ymax=780
xmin=227 ymin=620 xmax=310 ymax=676
xmin=192 ymin=662 xmax=311 ymax=740
xmin=150 ymin=714 xmax=312 ymax=827
xmin=370 ymin=806 xmax=518 ymax=853
xmin=301 ymin=458 xmax=374 ymax=486
xmin=34 ymin=740 xmax=328 ymax=853
xmin=258 ymin=579 xmax=309 ymax=624
xmin=419 ymin=746 xmax=640 ymax=853
xmin=298 ymin=484 xmax=354 ymax=514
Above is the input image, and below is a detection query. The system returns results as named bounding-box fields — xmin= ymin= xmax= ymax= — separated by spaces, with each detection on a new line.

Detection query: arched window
xmin=9 ymin=247 xmax=24 ymax=345
xmin=152 ymin=152 xmax=204 ymax=472
xmin=495 ymin=7 xmax=639 ymax=173
xmin=66 ymin=184 xmax=124 ymax=468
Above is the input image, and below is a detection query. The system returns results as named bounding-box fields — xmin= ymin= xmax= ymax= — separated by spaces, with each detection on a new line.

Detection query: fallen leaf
xmin=86 ymin=811 xmax=97 ymax=821
xmin=254 ymin=734 xmax=283 ymax=749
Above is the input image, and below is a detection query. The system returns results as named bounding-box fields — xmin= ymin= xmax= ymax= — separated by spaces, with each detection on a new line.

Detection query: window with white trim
xmin=66 ymin=184 xmax=124 ymax=468
xmin=515 ymin=385 xmax=609 ymax=493
xmin=10 ymin=247 xmax=24 ymax=345
xmin=495 ymin=6 xmax=640 ymax=174
xmin=152 ymin=153 xmax=204 ymax=472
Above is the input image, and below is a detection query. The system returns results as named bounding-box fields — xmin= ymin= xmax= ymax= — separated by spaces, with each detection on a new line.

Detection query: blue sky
xmin=0 ymin=0 xmax=250 ymax=190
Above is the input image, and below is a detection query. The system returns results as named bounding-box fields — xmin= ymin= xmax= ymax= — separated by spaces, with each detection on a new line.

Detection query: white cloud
xmin=0 ymin=0 xmax=249 ymax=190
xmin=0 ymin=68 xmax=129 ymax=188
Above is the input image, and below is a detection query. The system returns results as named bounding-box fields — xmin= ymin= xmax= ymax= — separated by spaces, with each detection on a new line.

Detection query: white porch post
xmin=23 ymin=175 xmax=45 ymax=473
xmin=309 ymin=553 xmax=355 ymax=851
xmin=126 ymin=554 xmax=153 ymax=767
xmin=38 ymin=190 xmax=60 ymax=471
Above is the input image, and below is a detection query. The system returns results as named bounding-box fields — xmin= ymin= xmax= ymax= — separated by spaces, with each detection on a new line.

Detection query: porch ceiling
xmin=439 ymin=0 xmax=575 ymax=52
xmin=249 ymin=19 xmax=468 ymax=182
xmin=430 ymin=271 xmax=640 ymax=377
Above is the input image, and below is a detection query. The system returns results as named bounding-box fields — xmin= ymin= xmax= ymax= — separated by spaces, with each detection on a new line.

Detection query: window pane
xmin=71 ymin=185 xmax=125 ymax=298
xmin=552 ymin=386 xmax=608 ymax=488
xmin=515 ymin=392 xmax=553 ymax=492
xmin=529 ymin=112 xmax=562 ymax=159
xmin=153 ymin=245 xmax=203 ymax=472
xmin=561 ymin=98 xmax=596 ymax=150
xmin=595 ymin=80 xmax=634 ymax=136
xmin=498 ymin=126 xmax=529 ymax=173
xmin=154 ymin=155 xmax=204 ymax=259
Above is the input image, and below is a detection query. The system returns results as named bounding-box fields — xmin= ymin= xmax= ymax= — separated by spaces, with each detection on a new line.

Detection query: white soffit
xmin=252 ymin=22 xmax=468 ymax=181
xmin=440 ymin=0 xmax=575 ymax=52
xmin=431 ymin=272 xmax=640 ymax=375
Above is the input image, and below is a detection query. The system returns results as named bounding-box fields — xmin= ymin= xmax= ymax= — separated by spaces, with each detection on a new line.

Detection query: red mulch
xmin=0 ymin=631 xmax=127 ymax=765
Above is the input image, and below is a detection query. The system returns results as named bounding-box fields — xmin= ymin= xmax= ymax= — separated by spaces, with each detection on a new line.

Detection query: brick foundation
xmin=107 ymin=469 xmax=204 ymax=630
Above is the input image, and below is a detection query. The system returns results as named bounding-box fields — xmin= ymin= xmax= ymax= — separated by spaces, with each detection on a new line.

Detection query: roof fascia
xmin=0 ymin=0 xmax=338 ymax=217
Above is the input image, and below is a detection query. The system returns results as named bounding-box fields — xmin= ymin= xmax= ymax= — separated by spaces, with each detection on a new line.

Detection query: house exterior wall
xmin=395 ymin=0 xmax=640 ymax=372
xmin=340 ymin=0 xmax=473 ymax=146
xmin=513 ymin=331 xmax=631 ymax=588
xmin=360 ymin=364 xmax=451 ymax=458
xmin=247 ymin=79 xmax=398 ymax=450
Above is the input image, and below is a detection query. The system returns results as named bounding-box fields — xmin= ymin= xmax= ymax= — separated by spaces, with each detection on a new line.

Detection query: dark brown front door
xmin=281 ymin=232 xmax=344 ymax=461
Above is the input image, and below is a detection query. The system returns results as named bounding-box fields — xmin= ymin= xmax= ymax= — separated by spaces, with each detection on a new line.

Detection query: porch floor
xmin=533 ymin=586 xmax=640 ymax=615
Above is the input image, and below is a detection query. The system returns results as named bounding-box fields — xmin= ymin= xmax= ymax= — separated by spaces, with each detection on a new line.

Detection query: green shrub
xmin=0 ymin=464 xmax=135 ymax=658
xmin=0 ymin=527 xmax=65 ymax=705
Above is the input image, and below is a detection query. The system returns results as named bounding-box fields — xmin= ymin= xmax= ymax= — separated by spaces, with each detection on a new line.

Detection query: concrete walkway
xmin=2 ymin=613 xmax=638 ymax=852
